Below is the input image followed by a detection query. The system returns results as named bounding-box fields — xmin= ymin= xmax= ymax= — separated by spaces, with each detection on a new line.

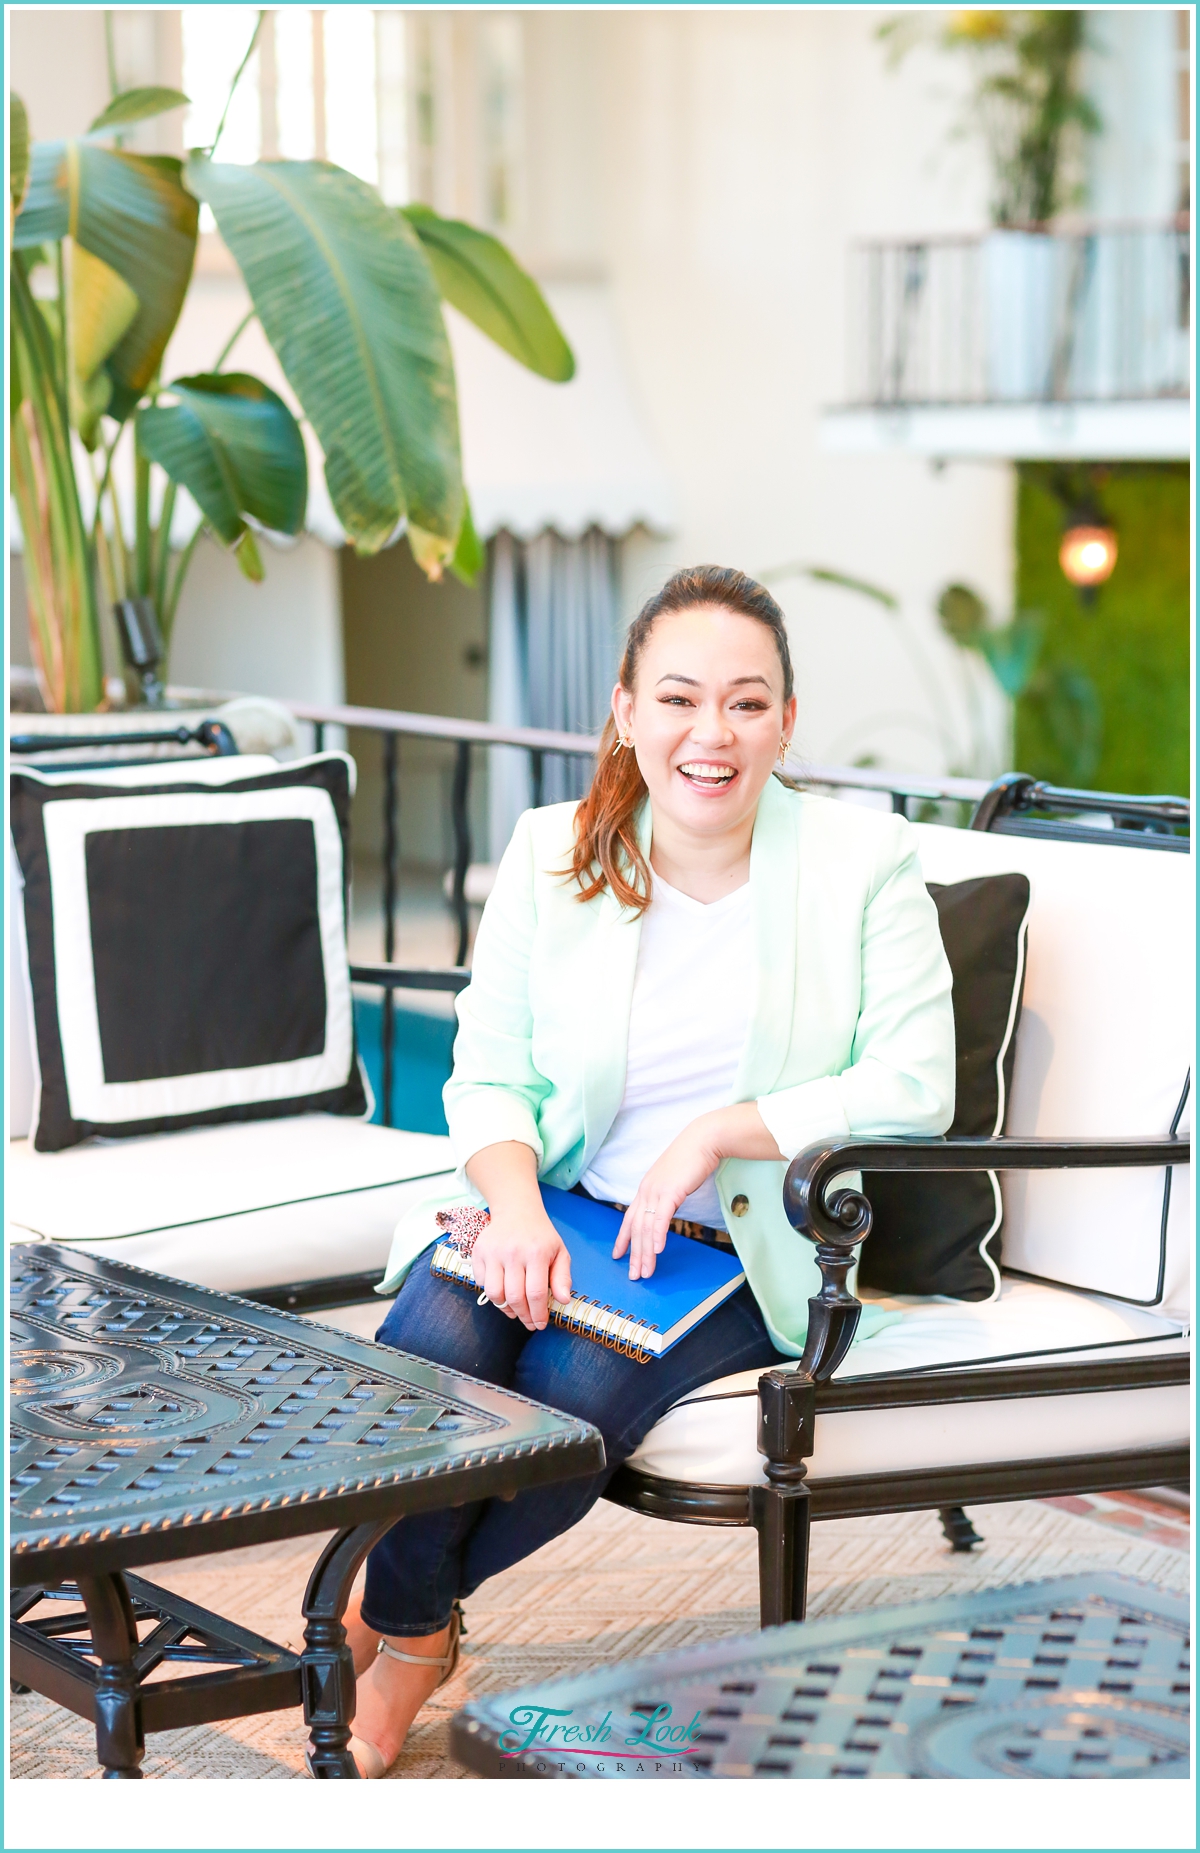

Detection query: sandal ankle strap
xmin=377 ymin=1637 xmax=454 ymax=1670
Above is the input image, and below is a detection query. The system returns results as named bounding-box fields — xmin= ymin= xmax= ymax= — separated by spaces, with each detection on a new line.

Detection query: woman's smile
xmin=676 ymin=758 xmax=739 ymax=791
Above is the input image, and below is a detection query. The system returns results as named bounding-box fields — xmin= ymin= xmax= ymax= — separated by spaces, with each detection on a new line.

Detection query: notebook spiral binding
xmin=430 ymin=1244 xmax=660 ymax=1363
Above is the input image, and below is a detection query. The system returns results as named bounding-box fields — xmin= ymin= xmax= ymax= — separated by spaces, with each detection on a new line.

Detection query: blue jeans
xmin=361 ymin=1258 xmax=788 ymax=1635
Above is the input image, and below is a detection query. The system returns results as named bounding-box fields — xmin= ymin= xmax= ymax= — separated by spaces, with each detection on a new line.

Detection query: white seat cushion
xmin=627 ymin=1277 xmax=1189 ymax=1487
xmin=6 ymin=1113 xmax=454 ymax=1294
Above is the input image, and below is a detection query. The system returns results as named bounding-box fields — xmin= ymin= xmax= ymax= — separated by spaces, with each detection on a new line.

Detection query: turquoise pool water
xmin=353 ymin=995 xmax=455 ymax=1134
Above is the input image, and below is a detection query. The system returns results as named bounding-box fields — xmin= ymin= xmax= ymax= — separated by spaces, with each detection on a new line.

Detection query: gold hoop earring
xmin=778 ymin=736 xmax=791 ymax=762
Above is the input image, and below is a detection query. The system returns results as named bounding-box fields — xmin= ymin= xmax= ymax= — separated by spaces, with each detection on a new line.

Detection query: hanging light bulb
xmin=1059 ymin=523 xmax=1118 ymax=590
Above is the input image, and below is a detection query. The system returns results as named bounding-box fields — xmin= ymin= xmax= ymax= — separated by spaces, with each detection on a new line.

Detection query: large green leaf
xmin=976 ymin=612 xmax=1043 ymax=699
xmin=11 ymin=94 xmax=30 ymax=212
xmin=136 ymin=372 xmax=308 ymax=551
xmin=936 ymin=582 xmax=988 ymax=645
xmin=401 ymin=204 xmax=575 ymax=382
xmin=71 ymin=147 xmax=198 ymax=419
xmin=12 ymin=140 xmax=198 ymax=421
xmin=448 ymin=492 xmax=484 ymax=587
xmin=12 ymin=139 xmax=68 ymax=245
xmin=68 ymin=242 xmax=139 ymax=446
xmin=187 ymin=157 xmax=462 ymax=560
xmin=87 ymin=87 xmax=190 ymax=135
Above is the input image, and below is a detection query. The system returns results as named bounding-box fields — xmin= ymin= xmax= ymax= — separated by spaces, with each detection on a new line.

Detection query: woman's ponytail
xmin=568 ymin=710 xmax=652 ymax=910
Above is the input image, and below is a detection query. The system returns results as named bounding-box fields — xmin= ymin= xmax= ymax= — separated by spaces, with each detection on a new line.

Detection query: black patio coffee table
xmin=451 ymin=1573 xmax=1190 ymax=1780
xmin=9 ymin=1242 xmax=604 ymax=1779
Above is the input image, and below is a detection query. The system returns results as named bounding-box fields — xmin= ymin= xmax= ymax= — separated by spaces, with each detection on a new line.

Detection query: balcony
xmin=823 ymin=220 xmax=1190 ymax=461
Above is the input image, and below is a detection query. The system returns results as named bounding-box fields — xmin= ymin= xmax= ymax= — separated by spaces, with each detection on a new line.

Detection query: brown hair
xmin=568 ymin=564 xmax=795 ymax=912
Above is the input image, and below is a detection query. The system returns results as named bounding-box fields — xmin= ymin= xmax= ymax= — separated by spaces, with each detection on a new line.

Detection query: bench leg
xmin=78 ymin=1573 xmax=144 ymax=1778
xmin=750 ymin=1482 xmax=812 ymax=1627
xmin=938 ymin=1505 xmax=984 ymax=1553
xmin=301 ymin=1519 xmax=394 ymax=1778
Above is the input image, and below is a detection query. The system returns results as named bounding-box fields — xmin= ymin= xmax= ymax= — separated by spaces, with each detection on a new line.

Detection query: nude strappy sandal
xmin=336 ymin=1605 xmax=463 ymax=1780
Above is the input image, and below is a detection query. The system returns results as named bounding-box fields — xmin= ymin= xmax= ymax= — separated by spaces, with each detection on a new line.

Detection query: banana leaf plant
xmin=10 ymin=67 xmax=574 ymax=713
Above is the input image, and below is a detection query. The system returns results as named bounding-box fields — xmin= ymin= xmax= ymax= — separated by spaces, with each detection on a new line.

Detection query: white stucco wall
xmin=168 ymin=533 xmax=344 ymax=708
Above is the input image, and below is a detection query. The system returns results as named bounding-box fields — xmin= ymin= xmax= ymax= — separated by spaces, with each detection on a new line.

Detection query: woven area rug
xmin=11 ymin=1483 xmax=1188 ymax=1780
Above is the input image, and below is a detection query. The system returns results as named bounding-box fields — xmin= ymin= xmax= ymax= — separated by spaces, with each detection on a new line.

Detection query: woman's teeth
xmin=678 ymin=762 xmax=736 ymax=785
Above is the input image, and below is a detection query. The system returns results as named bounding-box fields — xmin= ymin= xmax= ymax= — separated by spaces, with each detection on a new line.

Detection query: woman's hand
xmin=470 ymin=1212 xmax=572 ymax=1332
xmin=463 ymin=1141 xmax=572 ymax=1332
xmin=612 ymin=1117 xmax=722 ymax=1279
xmin=612 ymin=1104 xmax=785 ymax=1279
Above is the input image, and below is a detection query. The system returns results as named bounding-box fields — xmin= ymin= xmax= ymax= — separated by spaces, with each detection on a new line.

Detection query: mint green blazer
xmin=380 ymin=776 xmax=955 ymax=1356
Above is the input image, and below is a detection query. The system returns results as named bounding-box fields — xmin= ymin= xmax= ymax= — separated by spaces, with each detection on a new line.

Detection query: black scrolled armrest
xmin=785 ymin=1133 xmax=1191 ymax=1245
xmin=777 ymin=1133 xmax=1191 ymax=1388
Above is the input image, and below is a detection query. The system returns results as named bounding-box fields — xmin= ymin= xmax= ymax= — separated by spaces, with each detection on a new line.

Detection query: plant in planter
xmin=9 ymin=33 xmax=574 ymax=713
xmin=881 ymin=12 xmax=1102 ymax=401
xmin=881 ymin=10 xmax=1100 ymax=227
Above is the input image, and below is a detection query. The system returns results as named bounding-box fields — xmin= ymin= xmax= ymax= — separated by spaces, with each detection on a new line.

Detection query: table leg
xmin=77 ymin=1574 xmax=144 ymax=1778
xmin=301 ymin=1519 xmax=394 ymax=1778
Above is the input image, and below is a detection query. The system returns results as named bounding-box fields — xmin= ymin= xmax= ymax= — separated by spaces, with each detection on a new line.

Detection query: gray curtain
xmin=488 ymin=528 xmax=618 ymax=859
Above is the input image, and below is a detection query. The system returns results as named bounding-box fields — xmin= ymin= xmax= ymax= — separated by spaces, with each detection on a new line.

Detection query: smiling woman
xmin=570 ymin=565 xmax=796 ymax=911
xmin=330 ymin=565 xmax=957 ymax=1779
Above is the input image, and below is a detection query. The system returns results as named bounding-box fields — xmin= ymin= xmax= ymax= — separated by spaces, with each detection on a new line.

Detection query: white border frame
xmin=43 ymin=787 xmax=352 ymax=1125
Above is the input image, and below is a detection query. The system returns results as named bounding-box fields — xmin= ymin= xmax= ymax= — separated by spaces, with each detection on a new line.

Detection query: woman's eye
xmin=659 ymin=695 xmax=693 ymax=706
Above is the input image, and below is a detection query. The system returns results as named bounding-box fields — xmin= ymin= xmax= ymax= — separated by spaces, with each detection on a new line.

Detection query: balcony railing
xmin=852 ymin=219 xmax=1190 ymax=408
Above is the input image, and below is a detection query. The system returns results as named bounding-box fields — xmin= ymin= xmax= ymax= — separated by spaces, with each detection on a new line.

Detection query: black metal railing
xmin=9 ymin=718 xmax=238 ymax=764
xmin=288 ymin=701 xmax=604 ymax=1126
xmin=852 ymin=219 xmax=1190 ymax=407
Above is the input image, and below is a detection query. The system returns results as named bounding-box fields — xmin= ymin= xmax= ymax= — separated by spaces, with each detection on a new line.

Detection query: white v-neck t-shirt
xmin=579 ymin=873 xmax=754 ymax=1229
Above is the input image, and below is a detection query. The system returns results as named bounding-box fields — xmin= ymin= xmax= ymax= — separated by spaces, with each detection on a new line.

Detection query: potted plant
xmin=882 ymin=10 xmax=1101 ymax=401
xmin=9 ymin=24 xmax=574 ymax=714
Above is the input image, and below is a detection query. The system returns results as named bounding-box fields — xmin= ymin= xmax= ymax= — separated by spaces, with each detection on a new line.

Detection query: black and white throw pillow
xmin=856 ymin=872 xmax=1032 ymax=1302
xmin=10 ymin=754 xmax=368 ymax=1152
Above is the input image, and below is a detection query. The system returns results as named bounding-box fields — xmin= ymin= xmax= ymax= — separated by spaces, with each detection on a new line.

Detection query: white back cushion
xmin=912 ymin=823 xmax=1192 ymax=1313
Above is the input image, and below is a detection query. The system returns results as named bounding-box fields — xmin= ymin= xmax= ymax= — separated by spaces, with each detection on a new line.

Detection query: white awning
xmin=451 ymin=282 xmax=676 ymax=541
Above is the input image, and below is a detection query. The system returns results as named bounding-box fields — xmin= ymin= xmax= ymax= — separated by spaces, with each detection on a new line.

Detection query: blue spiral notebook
xmin=430 ymin=1183 xmax=746 ymax=1360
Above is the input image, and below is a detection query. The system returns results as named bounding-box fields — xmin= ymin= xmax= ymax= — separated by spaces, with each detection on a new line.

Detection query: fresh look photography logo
xmin=497 ymin=1701 xmax=705 ymax=1776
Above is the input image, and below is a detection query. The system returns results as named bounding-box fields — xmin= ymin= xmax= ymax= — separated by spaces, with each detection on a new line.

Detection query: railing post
xmin=313 ymin=721 xmax=325 ymax=753
xmin=530 ymin=748 xmax=544 ymax=811
xmin=451 ymin=740 xmax=471 ymax=968
xmin=382 ymin=733 xmax=398 ymax=1129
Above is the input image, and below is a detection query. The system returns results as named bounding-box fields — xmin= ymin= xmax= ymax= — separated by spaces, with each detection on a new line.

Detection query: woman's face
xmin=612 ymin=605 xmax=797 ymax=842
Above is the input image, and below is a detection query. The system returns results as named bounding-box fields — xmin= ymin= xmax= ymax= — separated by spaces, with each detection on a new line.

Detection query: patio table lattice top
xmin=452 ymin=1575 xmax=1191 ymax=1780
xmin=10 ymin=1245 xmax=599 ymax=1579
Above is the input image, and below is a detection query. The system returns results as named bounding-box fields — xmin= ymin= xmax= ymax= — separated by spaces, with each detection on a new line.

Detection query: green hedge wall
xmin=1014 ymin=465 xmax=1190 ymax=796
